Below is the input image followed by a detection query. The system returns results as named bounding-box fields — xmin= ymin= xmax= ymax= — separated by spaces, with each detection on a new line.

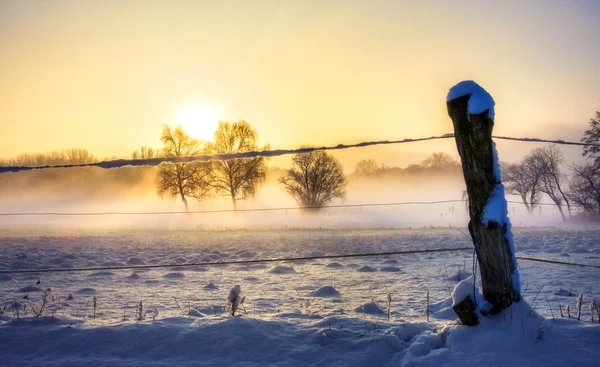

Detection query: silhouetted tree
xmin=530 ymin=145 xmax=571 ymax=220
xmin=156 ymin=125 xmax=212 ymax=212
xmin=420 ymin=152 xmax=459 ymax=171
xmin=568 ymin=163 xmax=600 ymax=219
xmin=354 ymin=159 xmax=380 ymax=178
xmin=132 ymin=146 xmax=160 ymax=159
xmin=204 ymin=121 xmax=268 ymax=211
xmin=581 ymin=111 xmax=600 ymax=165
xmin=503 ymin=156 xmax=543 ymax=214
xmin=279 ymin=150 xmax=346 ymax=211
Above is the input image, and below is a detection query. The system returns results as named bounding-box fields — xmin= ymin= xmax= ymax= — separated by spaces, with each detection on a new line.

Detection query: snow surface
xmin=447 ymin=80 xmax=496 ymax=120
xmin=308 ymin=286 xmax=341 ymax=297
xmin=1 ymin=228 xmax=599 ymax=366
xmin=1 ymin=299 xmax=599 ymax=366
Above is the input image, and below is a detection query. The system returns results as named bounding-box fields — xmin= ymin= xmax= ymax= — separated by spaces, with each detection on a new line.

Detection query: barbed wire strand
xmin=0 ymin=199 xmax=583 ymax=216
xmin=0 ymin=247 xmax=472 ymax=274
xmin=1 ymin=247 xmax=598 ymax=275
xmin=1 ymin=134 xmax=598 ymax=174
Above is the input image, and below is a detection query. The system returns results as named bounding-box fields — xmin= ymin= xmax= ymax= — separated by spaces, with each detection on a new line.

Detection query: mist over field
xmin=0 ymin=162 xmax=568 ymax=229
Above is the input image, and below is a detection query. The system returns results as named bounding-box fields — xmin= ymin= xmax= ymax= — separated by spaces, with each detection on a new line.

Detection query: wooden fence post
xmin=447 ymin=81 xmax=521 ymax=318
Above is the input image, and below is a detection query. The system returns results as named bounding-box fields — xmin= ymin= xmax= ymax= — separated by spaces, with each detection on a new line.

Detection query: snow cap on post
xmin=446 ymin=80 xmax=495 ymax=120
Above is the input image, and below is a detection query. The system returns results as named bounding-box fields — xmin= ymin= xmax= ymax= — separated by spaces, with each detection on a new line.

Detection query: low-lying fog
xmin=0 ymin=166 xmax=568 ymax=229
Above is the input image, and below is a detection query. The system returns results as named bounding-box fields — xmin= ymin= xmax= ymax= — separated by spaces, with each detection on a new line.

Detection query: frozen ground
xmin=0 ymin=227 xmax=599 ymax=366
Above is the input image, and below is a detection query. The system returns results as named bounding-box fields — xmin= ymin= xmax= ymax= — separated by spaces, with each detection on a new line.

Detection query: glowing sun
xmin=175 ymin=103 xmax=219 ymax=141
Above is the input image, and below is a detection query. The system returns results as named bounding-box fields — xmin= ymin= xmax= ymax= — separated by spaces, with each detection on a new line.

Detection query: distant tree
xmin=204 ymin=121 xmax=268 ymax=211
xmin=4 ymin=148 xmax=98 ymax=166
xmin=530 ymin=145 xmax=572 ymax=220
xmin=503 ymin=156 xmax=543 ymax=214
xmin=279 ymin=150 xmax=346 ymax=211
xmin=132 ymin=146 xmax=160 ymax=159
xmin=155 ymin=125 xmax=212 ymax=212
xmin=354 ymin=159 xmax=380 ymax=178
xmin=581 ymin=111 xmax=600 ymax=165
xmin=568 ymin=163 xmax=600 ymax=219
xmin=420 ymin=152 xmax=459 ymax=171
xmin=404 ymin=164 xmax=422 ymax=174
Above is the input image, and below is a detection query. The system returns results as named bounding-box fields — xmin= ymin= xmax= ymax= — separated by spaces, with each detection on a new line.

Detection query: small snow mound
xmin=382 ymin=259 xmax=399 ymax=265
xmin=308 ymin=286 xmax=341 ymax=297
xmin=76 ymin=287 xmax=96 ymax=295
xmin=124 ymin=273 xmax=141 ymax=281
xmin=448 ymin=271 xmax=472 ymax=282
xmin=357 ymin=265 xmax=377 ymax=272
xmin=354 ymin=302 xmax=385 ymax=315
xmin=326 ymin=262 xmax=344 ymax=269
xmin=452 ymin=276 xmax=475 ymax=307
xmin=268 ymin=266 xmax=298 ymax=274
xmin=553 ymin=289 xmax=575 ymax=297
xmin=204 ymin=282 xmax=218 ymax=290
xmin=163 ymin=272 xmax=185 ymax=279
xmin=127 ymin=258 xmax=146 ymax=265
xmin=243 ymin=277 xmax=259 ymax=282
xmin=0 ymin=275 xmax=13 ymax=282
xmin=19 ymin=285 xmax=39 ymax=293
xmin=380 ymin=266 xmax=401 ymax=272
xmin=188 ymin=266 xmax=207 ymax=272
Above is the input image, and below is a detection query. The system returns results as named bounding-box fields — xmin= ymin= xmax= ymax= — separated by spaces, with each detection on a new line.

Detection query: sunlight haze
xmin=1 ymin=0 xmax=598 ymax=167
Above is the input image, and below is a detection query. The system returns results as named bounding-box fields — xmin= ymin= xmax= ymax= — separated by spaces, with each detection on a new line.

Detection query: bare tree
xmin=581 ymin=111 xmax=600 ymax=165
xmin=132 ymin=146 xmax=160 ymax=159
xmin=354 ymin=159 xmax=380 ymax=178
xmin=420 ymin=152 xmax=460 ymax=171
xmin=503 ymin=157 xmax=543 ymax=214
xmin=530 ymin=145 xmax=572 ymax=220
xmin=156 ymin=125 xmax=212 ymax=212
xmin=204 ymin=121 xmax=268 ymax=211
xmin=569 ymin=163 xmax=600 ymax=218
xmin=279 ymin=150 xmax=346 ymax=211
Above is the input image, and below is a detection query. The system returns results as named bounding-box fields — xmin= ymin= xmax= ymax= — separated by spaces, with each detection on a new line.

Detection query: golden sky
xmin=1 ymin=0 xmax=598 ymax=168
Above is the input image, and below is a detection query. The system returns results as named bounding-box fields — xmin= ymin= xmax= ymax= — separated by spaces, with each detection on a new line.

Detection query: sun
xmin=175 ymin=103 xmax=219 ymax=141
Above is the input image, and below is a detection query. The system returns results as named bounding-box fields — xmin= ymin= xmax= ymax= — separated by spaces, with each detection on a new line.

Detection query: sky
xmin=0 ymin=0 xmax=599 ymax=169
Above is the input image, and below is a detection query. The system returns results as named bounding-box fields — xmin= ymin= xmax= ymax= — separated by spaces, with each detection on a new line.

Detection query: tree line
xmin=127 ymin=121 xmax=346 ymax=212
xmin=352 ymin=152 xmax=462 ymax=180
xmin=502 ymin=111 xmax=600 ymax=220
xmin=2 ymin=111 xmax=598 ymax=218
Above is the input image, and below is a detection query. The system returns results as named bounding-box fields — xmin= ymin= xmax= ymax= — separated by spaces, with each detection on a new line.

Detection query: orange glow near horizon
xmin=0 ymin=0 xmax=598 ymax=168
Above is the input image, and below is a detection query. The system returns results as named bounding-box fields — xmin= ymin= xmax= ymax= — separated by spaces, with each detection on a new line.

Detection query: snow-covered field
xmin=1 ymin=226 xmax=599 ymax=366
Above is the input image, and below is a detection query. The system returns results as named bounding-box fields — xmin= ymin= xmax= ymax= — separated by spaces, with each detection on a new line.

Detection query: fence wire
xmin=1 ymin=134 xmax=598 ymax=174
